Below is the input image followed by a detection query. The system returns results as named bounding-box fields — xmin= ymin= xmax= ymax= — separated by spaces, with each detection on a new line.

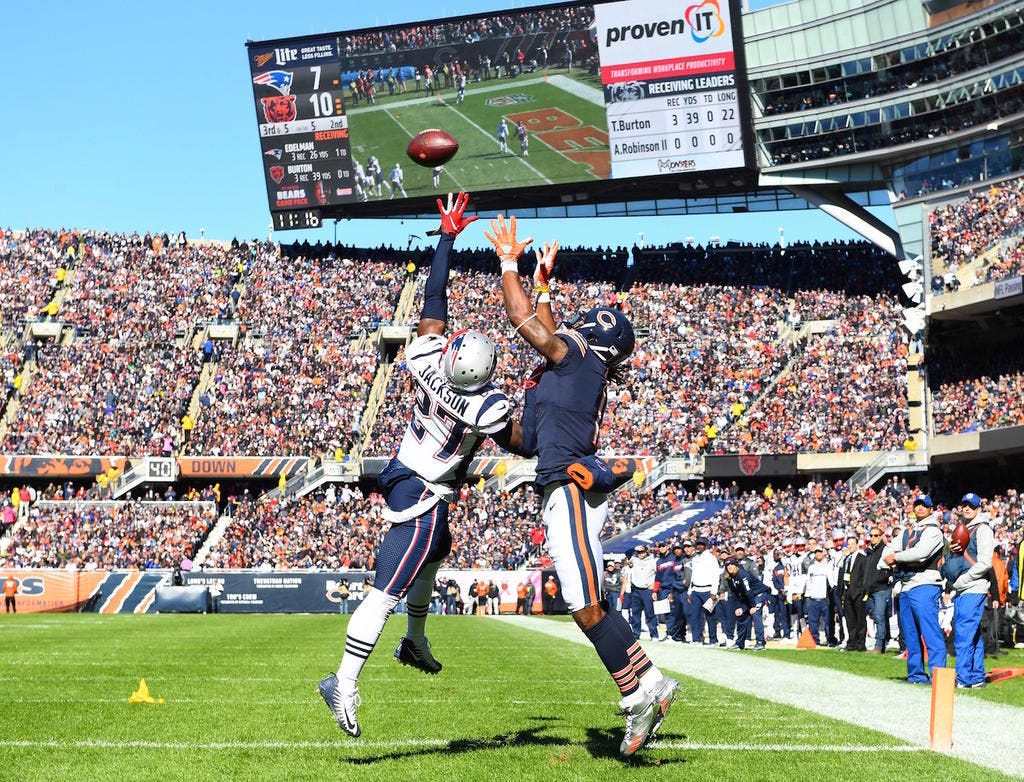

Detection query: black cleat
xmin=394 ymin=636 xmax=442 ymax=675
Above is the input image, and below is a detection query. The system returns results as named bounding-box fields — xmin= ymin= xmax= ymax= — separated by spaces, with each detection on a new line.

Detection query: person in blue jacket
xmin=723 ymin=557 xmax=769 ymax=650
xmin=942 ymin=492 xmax=994 ymax=689
xmin=654 ymin=539 xmax=678 ymax=641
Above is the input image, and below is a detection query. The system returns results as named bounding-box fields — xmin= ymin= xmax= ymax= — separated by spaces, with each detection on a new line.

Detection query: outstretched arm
xmin=485 ymin=215 xmax=567 ymax=365
xmin=418 ymin=192 xmax=477 ymax=336
xmin=532 ymin=241 xmax=558 ymax=333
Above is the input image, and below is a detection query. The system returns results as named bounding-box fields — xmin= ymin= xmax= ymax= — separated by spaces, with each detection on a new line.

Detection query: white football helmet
xmin=441 ymin=329 xmax=497 ymax=393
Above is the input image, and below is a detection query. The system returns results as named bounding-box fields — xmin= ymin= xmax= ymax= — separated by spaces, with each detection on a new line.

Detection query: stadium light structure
xmin=898 ymin=255 xmax=927 ymax=334
xmin=899 ymin=255 xmax=925 ymax=305
xmin=902 ymin=306 xmax=926 ymax=335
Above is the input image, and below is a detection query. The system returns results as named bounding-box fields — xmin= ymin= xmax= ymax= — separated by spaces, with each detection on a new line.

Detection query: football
xmin=951 ymin=522 xmax=971 ymax=550
xmin=406 ymin=128 xmax=459 ymax=167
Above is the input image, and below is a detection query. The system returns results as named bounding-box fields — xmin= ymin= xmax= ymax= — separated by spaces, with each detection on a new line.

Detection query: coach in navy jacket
xmin=724 ymin=557 xmax=770 ymax=650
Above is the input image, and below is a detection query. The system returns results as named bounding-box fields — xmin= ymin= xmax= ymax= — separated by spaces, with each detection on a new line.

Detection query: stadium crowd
xmin=0 ymin=228 xmax=69 ymax=334
xmin=929 ymin=341 xmax=1024 ymax=435
xmin=1 ymin=338 xmax=203 ymax=456
xmin=341 ymin=7 xmax=593 ymax=56
xmin=10 ymin=474 xmax=1016 ymax=580
xmin=929 ymin=177 xmax=1024 ymax=288
xmin=365 ymin=239 xmax=910 ymax=457
xmin=61 ymin=231 xmax=245 ymax=341
xmin=3 ymin=500 xmax=216 ymax=570
xmin=183 ymin=339 xmax=377 ymax=458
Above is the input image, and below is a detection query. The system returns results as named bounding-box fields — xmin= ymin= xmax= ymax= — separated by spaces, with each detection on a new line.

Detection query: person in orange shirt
xmin=3 ymin=575 xmax=17 ymax=613
xmin=475 ymin=579 xmax=489 ymax=616
xmin=515 ymin=581 xmax=529 ymax=615
xmin=543 ymin=575 xmax=559 ymax=615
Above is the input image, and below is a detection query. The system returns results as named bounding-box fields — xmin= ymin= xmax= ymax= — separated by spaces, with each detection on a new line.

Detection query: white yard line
xmin=548 ymin=74 xmax=605 ymax=107
xmin=496 ymin=615 xmax=1024 ymax=779
xmin=0 ymin=737 xmax=932 ymax=753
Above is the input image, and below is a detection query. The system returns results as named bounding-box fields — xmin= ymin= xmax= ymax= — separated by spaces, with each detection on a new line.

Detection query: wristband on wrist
xmin=500 ymin=259 xmax=519 ymax=274
xmin=536 ymin=292 xmax=551 ymax=304
xmin=533 ymin=283 xmax=549 ymax=293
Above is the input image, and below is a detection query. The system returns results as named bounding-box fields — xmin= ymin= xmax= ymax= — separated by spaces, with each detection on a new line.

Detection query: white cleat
xmin=318 ymin=674 xmax=361 ymax=737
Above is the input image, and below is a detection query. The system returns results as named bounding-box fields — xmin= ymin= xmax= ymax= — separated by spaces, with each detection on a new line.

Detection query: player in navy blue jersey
xmin=319 ymin=193 xmax=511 ymax=738
xmin=486 ymin=215 xmax=678 ymax=757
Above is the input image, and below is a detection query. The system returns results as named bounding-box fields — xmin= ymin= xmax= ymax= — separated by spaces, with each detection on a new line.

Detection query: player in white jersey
xmin=319 ymin=192 xmax=507 ymax=738
xmin=497 ymin=118 xmax=508 ymax=154
xmin=389 ymin=162 xmax=408 ymax=199
xmin=352 ymin=160 xmax=368 ymax=202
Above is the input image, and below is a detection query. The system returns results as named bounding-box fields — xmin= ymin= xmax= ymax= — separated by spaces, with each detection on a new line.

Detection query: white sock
xmin=619 ymin=689 xmax=647 ymax=708
xmin=640 ymin=667 xmax=664 ymax=693
xmin=337 ymin=588 xmax=400 ymax=691
xmin=404 ymin=561 xmax=440 ymax=644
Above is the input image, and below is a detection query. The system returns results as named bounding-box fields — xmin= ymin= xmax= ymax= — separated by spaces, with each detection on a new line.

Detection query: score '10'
xmin=307 ymin=65 xmax=336 ymax=117
xmin=673 ymin=131 xmax=736 ymax=149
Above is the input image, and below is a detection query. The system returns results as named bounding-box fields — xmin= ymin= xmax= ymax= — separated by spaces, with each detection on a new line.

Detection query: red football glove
xmin=437 ymin=191 xmax=477 ymax=237
xmin=533 ymin=241 xmax=558 ymax=290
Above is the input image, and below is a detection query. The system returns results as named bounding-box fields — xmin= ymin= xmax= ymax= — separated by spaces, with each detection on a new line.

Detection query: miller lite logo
xmin=253 ymin=51 xmax=274 ymax=69
xmin=269 ymin=166 xmax=284 ymax=184
xmin=738 ymin=454 xmax=761 ymax=476
xmin=275 ymin=47 xmax=298 ymax=65
xmin=261 ymin=95 xmax=296 ymax=123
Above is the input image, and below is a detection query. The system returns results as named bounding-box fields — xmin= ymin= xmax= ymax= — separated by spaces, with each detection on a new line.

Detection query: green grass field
xmin=1 ymin=614 xmax=1018 ymax=781
xmin=346 ymin=74 xmax=610 ymax=199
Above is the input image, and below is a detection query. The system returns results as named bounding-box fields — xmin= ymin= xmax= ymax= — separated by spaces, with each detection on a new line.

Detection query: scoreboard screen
xmin=247 ymin=0 xmax=754 ymax=225
xmin=248 ymin=38 xmax=354 ymax=212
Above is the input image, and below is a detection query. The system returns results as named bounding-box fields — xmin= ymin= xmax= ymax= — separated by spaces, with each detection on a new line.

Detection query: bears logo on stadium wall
xmin=739 ymin=454 xmax=762 ymax=476
xmin=261 ymin=95 xmax=296 ymax=123
xmin=269 ymin=166 xmax=285 ymax=184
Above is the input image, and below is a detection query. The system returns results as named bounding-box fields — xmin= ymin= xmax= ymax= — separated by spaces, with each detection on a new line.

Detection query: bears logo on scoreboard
xmin=269 ymin=166 xmax=285 ymax=184
xmin=261 ymin=95 xmax=296 ymax=124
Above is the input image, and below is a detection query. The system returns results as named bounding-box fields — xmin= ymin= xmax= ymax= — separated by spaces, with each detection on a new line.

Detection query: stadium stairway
xmin=0 ymin=356 xmax=37 ymax=444
xmin=191 ymin=512 xmax=236 ymax=568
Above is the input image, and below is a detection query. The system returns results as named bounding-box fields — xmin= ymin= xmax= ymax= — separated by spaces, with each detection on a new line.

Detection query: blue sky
xmin=4 ymin=0 xmax=890 ymax=251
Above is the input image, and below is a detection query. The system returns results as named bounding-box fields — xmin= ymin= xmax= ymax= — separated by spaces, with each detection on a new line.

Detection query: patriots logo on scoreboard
xmin=261 ymin=95 xmax=296 ymax=123
xmin=269 ymin=166 xmax=285 ymax=184
xmin=264 ymin=148 xmax=282 ymax=160
xmin=253 ymin=70 xmax=294 ymax=95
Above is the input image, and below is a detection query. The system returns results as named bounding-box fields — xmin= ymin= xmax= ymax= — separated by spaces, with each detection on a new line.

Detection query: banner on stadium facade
xmin=181 ymin=571 xmax=370 ymax=613
xmin=994 ymin=276 xmax=1023 ymax=300
xmin=0 ymin=570 xmax=108 ymax=612
xmin=703 ymin=453 xmax=797 ymax=478
xmin=176 ymin=456 xmax=309 ymax=478
xmin=0 ymin=455 xmax=127 ymax=477
xmin=603 ymin=501 xmax=729 ymax=553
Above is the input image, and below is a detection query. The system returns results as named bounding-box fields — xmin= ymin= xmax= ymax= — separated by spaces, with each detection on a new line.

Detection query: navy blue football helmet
xmin=574 ymin=306 xmax=635 ymax=367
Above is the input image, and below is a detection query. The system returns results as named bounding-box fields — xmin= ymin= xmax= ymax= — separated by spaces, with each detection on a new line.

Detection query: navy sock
xmin=607 ymin=607 xmax=655 ymax=679
xmin=583 ymin=612 xmax=640 ymax=696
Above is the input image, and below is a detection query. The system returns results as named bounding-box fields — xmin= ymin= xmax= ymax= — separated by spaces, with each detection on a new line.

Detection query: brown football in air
xmin=406 ymin=129 xmax=459 ymax=167
xmin=951 ymin=522 xmax=971 ymax=550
